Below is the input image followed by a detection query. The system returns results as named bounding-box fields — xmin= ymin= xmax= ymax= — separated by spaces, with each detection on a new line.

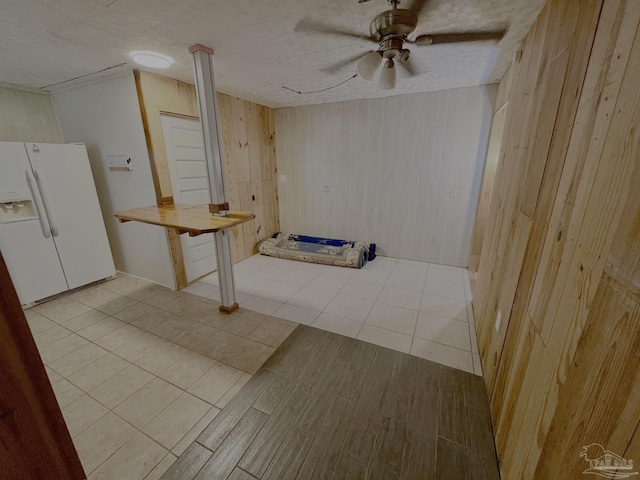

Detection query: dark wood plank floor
xmin=162 ymin=325 xmax=500 ymax=480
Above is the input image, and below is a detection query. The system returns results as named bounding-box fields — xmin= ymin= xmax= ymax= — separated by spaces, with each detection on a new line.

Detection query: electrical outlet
xmin=495 ymin=310 xmax=502 ymax=332
xmin=449 ymin=188 xmax=457 ymax=198
xmin=322 ymin=185 xmax=332 ymax=192
xmin=279 ymin=174 xmax=287 ymax=183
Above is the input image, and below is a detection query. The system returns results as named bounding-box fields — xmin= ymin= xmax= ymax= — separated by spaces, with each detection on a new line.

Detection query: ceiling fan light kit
xmin=295 ymin=0 xmax=507 ymax=91
xmin=379 ymin=59 xmax=397 ymax=89
xmin=357 ymin=51 xmax=383 ymax=80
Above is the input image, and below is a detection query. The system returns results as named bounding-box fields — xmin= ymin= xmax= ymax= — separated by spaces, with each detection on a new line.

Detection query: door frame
xmin=134 ymin=70 xmax=200 ymax=289
xmin=0 ymin=252 xmax=85 ymax=479
xmin=160 ymin=113 xmax=218 ymax=283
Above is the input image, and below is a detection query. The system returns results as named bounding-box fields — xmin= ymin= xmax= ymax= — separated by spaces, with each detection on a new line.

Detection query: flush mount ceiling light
xmin=129 ymin=51 xmax=174 ymax=69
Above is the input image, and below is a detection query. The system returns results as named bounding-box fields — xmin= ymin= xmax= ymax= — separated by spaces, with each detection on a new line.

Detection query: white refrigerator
xmin=0 ymin=142 xmax=115 ymax=305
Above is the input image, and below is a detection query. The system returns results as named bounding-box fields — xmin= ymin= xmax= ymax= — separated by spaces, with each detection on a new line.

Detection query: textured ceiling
xmin=0 ymin=0 xmax=546 ymax=108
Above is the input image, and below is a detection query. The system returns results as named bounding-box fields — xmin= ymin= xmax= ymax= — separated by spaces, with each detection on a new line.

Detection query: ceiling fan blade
xmin=409 ymin=0 xmax=430 ymax=18
xmin=397 ymin=58 xmax=416 ymax=77
xmin=295 ymin=19 xmax=374 ymax=42
xmin=414 ymin=30 xmax=506 ymax=46
xmin=321 ymin=51 xmax=371 ymax=74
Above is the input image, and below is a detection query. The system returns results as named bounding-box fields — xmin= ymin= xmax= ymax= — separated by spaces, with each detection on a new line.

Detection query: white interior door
xmin=161 ymin=115 xmax=217 ymax=283
xmin=26 ymin=143 xmax=115 ymax=290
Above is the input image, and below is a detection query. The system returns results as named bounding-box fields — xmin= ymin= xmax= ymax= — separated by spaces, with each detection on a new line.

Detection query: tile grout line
xmin=275 ymin=258 xmax=472 ymax=357
xmin=84 ymin=411 xmax=173 ymax=477
xmin=303 ymin=301 xmax=473 ymax=355
xmin=143 ymin=452 xmax=177 ymax=480
xmin=347 ymin=269 xmax=389 ymax=340
xmin=43 ymin=334 xmax=253 ymax=474
xmin=32 ymin=273 xmax=294 ymax=477
xmin=53 ymin=341 xmax=231 ymax=427
xmin=49 ymin=287 xmax=474 ymax=374
xmin=408 ymin=262 xmax=429 ymax=356
xmin=61 ymin=364 xmax=228 ymax=473
xmin=48 ymin=329 xmax=220 ymax=422
xmin=41 ymin=260 xmax=477 ymax=422
xmin=58 ymin=378 xmax=181 ymax=477
xmin=47 ymin=325 xmax=209 ymax=400
xmin=95 ymin=297 xmax=282 ymax=365
xmin=40 ymin=303 xmax=267 ymax=414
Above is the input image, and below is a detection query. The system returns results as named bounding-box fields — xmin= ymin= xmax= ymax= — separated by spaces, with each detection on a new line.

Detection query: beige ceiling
xmin=0 ymin=0 xmax=546 ymax=108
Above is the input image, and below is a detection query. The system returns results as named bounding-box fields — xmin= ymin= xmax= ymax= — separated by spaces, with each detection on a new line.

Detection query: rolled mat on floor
xmin=257 ymin=232 xmax=376 ymax=269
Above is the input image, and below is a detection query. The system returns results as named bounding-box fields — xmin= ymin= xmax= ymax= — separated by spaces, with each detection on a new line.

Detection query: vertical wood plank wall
xmin=468 ymin=63 xmax=512 ymax=272
xmin=217 ymin=95 xmax=280 ymax=262
xmin=134 ymin=71 xmax=279 ymax=287
xmin=275 ymin=85 xmax=495 ymax=266
xmin=472 ymin=0 xmax=640 ymax=477
xmin=467 ymin=100 xmax=508 ymax=271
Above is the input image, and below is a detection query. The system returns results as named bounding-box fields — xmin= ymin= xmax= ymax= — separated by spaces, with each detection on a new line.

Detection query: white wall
xmin=53 ymin=73 xmax=175 ymax=288
xmin=0 ymin=86 xmax=63 ymax=143
xmin=275 ymin=85 xmax=496 ymax=267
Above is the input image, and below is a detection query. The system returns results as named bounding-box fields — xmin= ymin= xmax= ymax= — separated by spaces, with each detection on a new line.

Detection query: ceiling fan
xmin=295 ymin=0 xmax=507 ymax=90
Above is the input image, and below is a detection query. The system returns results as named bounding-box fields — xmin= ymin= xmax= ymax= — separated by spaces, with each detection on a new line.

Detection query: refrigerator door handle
xmin=33 ymin=169 xmax=59 ymax=237
xmin=25 ymin=169 xmax=51 ymax=239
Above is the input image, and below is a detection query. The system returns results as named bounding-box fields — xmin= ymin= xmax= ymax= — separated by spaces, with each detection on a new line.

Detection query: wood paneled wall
xmin=468 ymin=64 xmax=513 ymax=272
xmin=473 ymin=0 xmax=640 ymax=477
xmin=217 ymin=95 xmax=279 ymax=262
xmin=275 ymin=86 xmax=495 ymax=266
xmin=134 ymin=71 xmax=279 ymax=287
xmin=467 ymin=102 xmax=508 ymax=271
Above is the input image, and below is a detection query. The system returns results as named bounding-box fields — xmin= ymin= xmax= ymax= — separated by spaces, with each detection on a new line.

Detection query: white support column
xmin=189 ymin=44 xmax=238 ymax=314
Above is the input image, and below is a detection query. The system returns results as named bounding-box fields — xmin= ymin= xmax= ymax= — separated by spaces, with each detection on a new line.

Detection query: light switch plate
xmin=279 ymin=174 xmax=287 ymax=182
xmin=449 ymin=188 xmax=457 ymax=197
xmin=495 ymin=310 xmax=502 ymax=332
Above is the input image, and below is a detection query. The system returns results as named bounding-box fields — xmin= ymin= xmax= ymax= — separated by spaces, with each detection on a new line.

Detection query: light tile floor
xmin=26 ymin=274 xmax=297 ymax=479
xmin=185 ymin=254 xmax=482 ymax=376
xmin=30 ymin=256 xmax=481 ymax=478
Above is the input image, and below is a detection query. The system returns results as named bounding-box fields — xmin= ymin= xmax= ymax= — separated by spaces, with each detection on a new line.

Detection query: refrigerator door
xmin=26 ymin=143 xmax=115 ymax=289
xmin=0 ymin=142 xmax=69 ymax=304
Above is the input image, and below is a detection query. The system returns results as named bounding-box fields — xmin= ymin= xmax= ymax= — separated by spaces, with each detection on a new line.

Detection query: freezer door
xmin=26 ymin=143 xmax=115 ymax=289
xmin=0 ymin=142 xmax=69 ymax=304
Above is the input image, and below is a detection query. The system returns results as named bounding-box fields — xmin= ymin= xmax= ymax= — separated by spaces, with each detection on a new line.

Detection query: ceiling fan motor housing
xmin=371 ymin=9 xmax=417 ymax=61
xmin=370 ymin=9 xmax=418 ymax=41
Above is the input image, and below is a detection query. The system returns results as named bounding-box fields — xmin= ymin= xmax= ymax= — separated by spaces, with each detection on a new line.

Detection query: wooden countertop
xmin=115 ymin=204 xmax=255 ymax=236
